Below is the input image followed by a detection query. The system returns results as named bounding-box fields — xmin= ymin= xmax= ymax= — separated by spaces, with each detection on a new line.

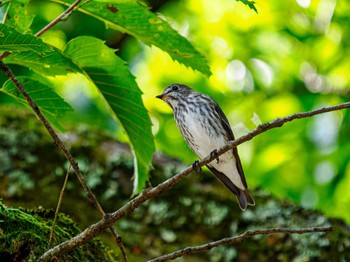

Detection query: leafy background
xmin=0 ymin=0 xmax=349 ymax=231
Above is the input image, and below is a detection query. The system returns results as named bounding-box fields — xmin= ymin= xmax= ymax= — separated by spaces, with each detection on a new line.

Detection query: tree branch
xmin=148 ymin=226 xmax=333 ymax=262
xmin=39 ymin=101 xmax=350 ymax=261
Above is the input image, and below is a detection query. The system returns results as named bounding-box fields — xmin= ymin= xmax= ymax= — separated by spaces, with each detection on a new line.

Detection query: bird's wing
xmin=211 ymin=101 xmax=248 ymax=188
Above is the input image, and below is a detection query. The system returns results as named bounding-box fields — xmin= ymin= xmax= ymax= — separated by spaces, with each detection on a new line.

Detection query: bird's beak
xmin=156 ymin=93 xmax=168 ymax=100
xmin=156 ymin=94 xmax=164 ymax=99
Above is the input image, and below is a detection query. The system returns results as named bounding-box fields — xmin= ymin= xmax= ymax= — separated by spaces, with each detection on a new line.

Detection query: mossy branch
xmin=39 ymin=101 xmax=350 ymax=261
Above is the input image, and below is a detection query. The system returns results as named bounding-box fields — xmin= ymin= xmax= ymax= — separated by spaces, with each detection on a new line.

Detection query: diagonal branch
xmin=148 ymin=226 xmax=333 ymax=261
xmin=39 ymin=101 xmax=350 ymax=261
xmin=35 ymin=0 xmax=82 ymax=37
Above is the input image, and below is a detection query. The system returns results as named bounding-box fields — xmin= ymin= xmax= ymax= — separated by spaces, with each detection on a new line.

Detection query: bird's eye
xmin=172 ymin=85 xmax=179 ymax=91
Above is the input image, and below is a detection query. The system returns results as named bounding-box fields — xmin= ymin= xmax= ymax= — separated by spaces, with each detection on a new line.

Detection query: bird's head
xmin=156 ymin=84 xmax=193 ymax=108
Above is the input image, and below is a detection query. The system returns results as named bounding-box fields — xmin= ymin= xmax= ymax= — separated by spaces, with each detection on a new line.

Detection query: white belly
xmin=178 ymin=110 xmax=245 ymax=189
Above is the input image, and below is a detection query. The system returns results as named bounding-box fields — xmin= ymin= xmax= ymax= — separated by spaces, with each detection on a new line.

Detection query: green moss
xmin=0 ymin=203 xmax=118 ymax=261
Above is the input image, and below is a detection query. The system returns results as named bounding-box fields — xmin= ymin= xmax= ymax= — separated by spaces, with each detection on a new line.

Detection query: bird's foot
xmin=210 ymin=149 xmax=220 ymax=164
xmin=192 ymin=160 xmax=202 ymax=174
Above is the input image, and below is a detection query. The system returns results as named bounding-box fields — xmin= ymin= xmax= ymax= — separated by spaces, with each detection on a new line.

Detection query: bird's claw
xmin=210 ymin=149 xmax=220 ymax=164
xmin=192 ymin=160 xmax=202 ymax=174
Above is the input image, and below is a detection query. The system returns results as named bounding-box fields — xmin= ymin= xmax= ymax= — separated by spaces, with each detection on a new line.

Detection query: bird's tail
xmin=236 ymin=189 xmax=255 ymax=211
xmin=206 ymin=165 xmax=255 ymax=211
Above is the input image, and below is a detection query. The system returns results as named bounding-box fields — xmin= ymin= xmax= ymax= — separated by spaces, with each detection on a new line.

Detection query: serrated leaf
xmin=5 ymin=0 xmax=34 ymax=32
xmin=0 ymin=23 xmax=51 ymax=53
xmin=236 ymin=0 xmax=258 ymax=13
xmin=4 ymin=49 xmax=82 ymax=76
xmin=0 ymin=24 xmax=81 ymax=76
xmin=64 ymin=36 xmax=155 ymax=193
xmin=1 ymin=76 xmax=73 ymax=131
xmin=55 ymin=0 xmax=211 ymax=76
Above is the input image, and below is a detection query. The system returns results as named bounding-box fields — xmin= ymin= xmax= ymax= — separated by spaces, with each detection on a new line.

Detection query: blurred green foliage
xmin=0 ymin=0 xmax=349 ymax=227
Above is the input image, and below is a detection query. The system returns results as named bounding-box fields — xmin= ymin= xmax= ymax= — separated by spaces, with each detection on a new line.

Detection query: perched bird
xmin=156 ymin=84 xmax=254 ymax=210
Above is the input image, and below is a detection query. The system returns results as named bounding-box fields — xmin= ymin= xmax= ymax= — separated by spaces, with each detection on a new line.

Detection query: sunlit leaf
xmin=64 ymin=36 xmax=155 ymax=193
xmin=0 ymin=24 xmax=51 ymax=53
xmin=54 ymin=0 xmax=211 ymax=76
xmin=1 ymin=77 xmax=72 ymax=131
xmin=0 ymin=24 xmax=81 ymax=76
xmin=4 ymin=50 xmax=82 ymax=76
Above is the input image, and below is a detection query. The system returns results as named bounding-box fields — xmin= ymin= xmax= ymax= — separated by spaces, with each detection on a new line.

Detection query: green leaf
xmin=4 ymin=0 xmax=35 ymax=32
xmin=236 ymin=0 xmax=258 ymax=13
xmin=0 ymin=24 xmax=51 ymax=53
xmin=64 ymin=36 xmax=155 ymax=193
xmin=55 ymin=0 xmax=211 ymax=76
xmin=1 ymin=76 xmax=73 ymax=131
xmin=0 ymin=24 xmax=81 ymax=76
xmin=4 ymin=49 xmax=82 ymax=76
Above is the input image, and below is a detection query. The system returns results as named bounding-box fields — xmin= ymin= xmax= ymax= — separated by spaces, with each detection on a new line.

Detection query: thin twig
xmin=39 ymin=101 xmax=350 ymax=261
xmin=0 ymin=61 xmax=128 ymax=261
xmin=35 ymin=0 xmax=83 ymax=37
xmin=48 ymin=165 xmax=71 ymax=249
xmin=148 ymin=226 xmax=333 ymax=262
